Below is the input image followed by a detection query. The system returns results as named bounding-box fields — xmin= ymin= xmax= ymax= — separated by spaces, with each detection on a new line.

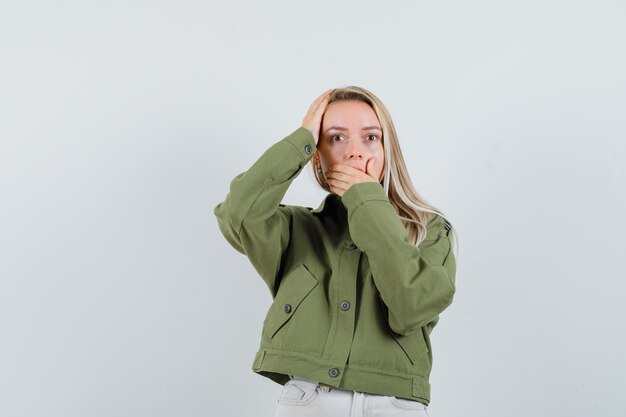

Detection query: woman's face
xmin=315 ymin=100 xmax=385 ymax=183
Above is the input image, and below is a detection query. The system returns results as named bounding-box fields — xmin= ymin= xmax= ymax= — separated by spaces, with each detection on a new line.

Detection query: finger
xmin=328 ymin=164 xmax=359 ymax=176
xmin=326 ymin=175 xmax=352 ymax=191
xmin=327 ymin=178 xmax=349 ymax=194
xmin=310 ymin=88 xmax=333 ymax=109
xmin=313 ymin=90 xmax=333 ymax=114
xmin=314 ymin=88 xmax=333 ymax=107
xmin=365 ymin=159 xmax=376 ymax=178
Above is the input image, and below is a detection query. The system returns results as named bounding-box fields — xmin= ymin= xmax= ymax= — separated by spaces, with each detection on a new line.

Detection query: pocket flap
xmin=263 ymin=264 xmax=319 ymax=339
xmin=391 ymin=331 xmax=429 ymax=365
xmin=378 ymin=295 xmax=429 ymax=365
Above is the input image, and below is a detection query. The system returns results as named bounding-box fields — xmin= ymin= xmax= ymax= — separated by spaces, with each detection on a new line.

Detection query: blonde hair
xmin=309 ymin=85 xmax=459 ymax=260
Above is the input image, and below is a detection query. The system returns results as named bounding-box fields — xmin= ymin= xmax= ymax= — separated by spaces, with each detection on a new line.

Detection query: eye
xmin=366 ymin=134 xmax=379 ymax=141
xmin=330 ymin=134 xmax=344 ymax=142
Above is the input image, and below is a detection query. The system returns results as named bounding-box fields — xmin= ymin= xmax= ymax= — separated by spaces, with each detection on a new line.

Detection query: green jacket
xmin=213 ymin=127 xmax=456 ymax=405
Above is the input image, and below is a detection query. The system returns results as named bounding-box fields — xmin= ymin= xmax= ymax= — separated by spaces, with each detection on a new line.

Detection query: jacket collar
xmin=311 ymin=192 xmax=344 ymax=216
xmin=309 ymin=193 xmax=352 ymax=241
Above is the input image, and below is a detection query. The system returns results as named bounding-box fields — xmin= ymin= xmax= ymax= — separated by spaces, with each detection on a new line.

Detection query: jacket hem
xmin=251 ymin=348 xmax=430 ymax=405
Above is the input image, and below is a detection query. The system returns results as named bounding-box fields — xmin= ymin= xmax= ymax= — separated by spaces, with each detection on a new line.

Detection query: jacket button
xmin=340 ymin=301 xmax=350 ymax=311
xmin=304 ymin=144 xmax=312 ymax=154
xmin=283 ymin=304 xmax=292 ymax=313
xmin=347 ymin=242 xmax=358 ymax=250
xmin=328 ymin=368 xmax=340 ymax=378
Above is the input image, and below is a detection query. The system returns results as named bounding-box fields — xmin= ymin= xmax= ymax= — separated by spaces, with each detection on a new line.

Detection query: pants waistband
xmin=290 ymin=374 xmax=335 ymax=391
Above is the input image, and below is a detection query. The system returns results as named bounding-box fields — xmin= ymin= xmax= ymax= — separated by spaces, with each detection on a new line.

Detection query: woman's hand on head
xmin=302 ymin=88 xmax=333 ymax=146
xmin=324 ymin=159 xmax=379 ymax=197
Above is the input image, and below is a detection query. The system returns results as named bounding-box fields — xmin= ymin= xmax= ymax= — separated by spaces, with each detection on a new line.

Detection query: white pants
xmin=274 ymin=375 xmax=430 ymax=417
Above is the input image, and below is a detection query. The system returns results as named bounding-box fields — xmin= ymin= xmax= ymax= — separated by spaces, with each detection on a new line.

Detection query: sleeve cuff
xmin=283 ymin=127 xmax=317 ymax=162
xmin=341 ymin=181 xmax=389 ymax=212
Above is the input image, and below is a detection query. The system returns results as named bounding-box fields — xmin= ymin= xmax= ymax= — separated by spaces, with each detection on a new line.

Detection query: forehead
xmin=322 ymin=100 xmax=380 ymax=128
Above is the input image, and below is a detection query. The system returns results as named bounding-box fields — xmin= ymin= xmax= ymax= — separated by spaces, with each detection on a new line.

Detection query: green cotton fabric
xmin=213 ymin=127 xmax=456 ymax=405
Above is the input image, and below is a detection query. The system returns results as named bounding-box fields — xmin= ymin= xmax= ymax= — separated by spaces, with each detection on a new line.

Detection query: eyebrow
xmin=325 ymin=126 xmax=382 ymax=133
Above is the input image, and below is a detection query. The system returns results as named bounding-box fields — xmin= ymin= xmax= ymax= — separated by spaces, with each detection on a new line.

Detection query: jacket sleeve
xmin=213 ymin=127 xmax=317 ymax=298
xmin=341 ymin=181 xmax=456 ymax=336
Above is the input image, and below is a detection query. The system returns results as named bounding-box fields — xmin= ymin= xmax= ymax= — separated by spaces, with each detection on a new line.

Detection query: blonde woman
xmin=214 ymin=86 xmax=458 ymax=416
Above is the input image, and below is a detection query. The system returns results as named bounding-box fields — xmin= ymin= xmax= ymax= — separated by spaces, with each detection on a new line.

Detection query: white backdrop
xmin=1 ymin=1 xmax=625 ymax=416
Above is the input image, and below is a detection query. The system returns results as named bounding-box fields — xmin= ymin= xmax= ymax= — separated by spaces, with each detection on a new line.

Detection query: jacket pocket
xmin=391 ymin=331 xmax=429 ymax=366
xmin=263 ymin=263 xmax=319 ymax=340
xmin=378 ymin=295 xmax=429 ymax=366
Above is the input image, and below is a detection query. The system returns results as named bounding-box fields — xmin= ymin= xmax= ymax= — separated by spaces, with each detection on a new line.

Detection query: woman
xmin=214 ymin=86 xmax=458 ymax=416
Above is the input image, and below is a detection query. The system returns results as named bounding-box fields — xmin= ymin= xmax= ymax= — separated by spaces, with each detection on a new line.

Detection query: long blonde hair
xmin=309 ymin=85 xmax=459 ymax=259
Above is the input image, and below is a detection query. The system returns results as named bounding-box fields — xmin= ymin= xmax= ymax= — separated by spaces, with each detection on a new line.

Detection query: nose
xmin=347 ymin=141 xmax=364 ymax=160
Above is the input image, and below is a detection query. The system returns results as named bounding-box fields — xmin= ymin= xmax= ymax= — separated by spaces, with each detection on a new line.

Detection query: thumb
xmin=366 ymin=159 xmax=375 ymax=178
